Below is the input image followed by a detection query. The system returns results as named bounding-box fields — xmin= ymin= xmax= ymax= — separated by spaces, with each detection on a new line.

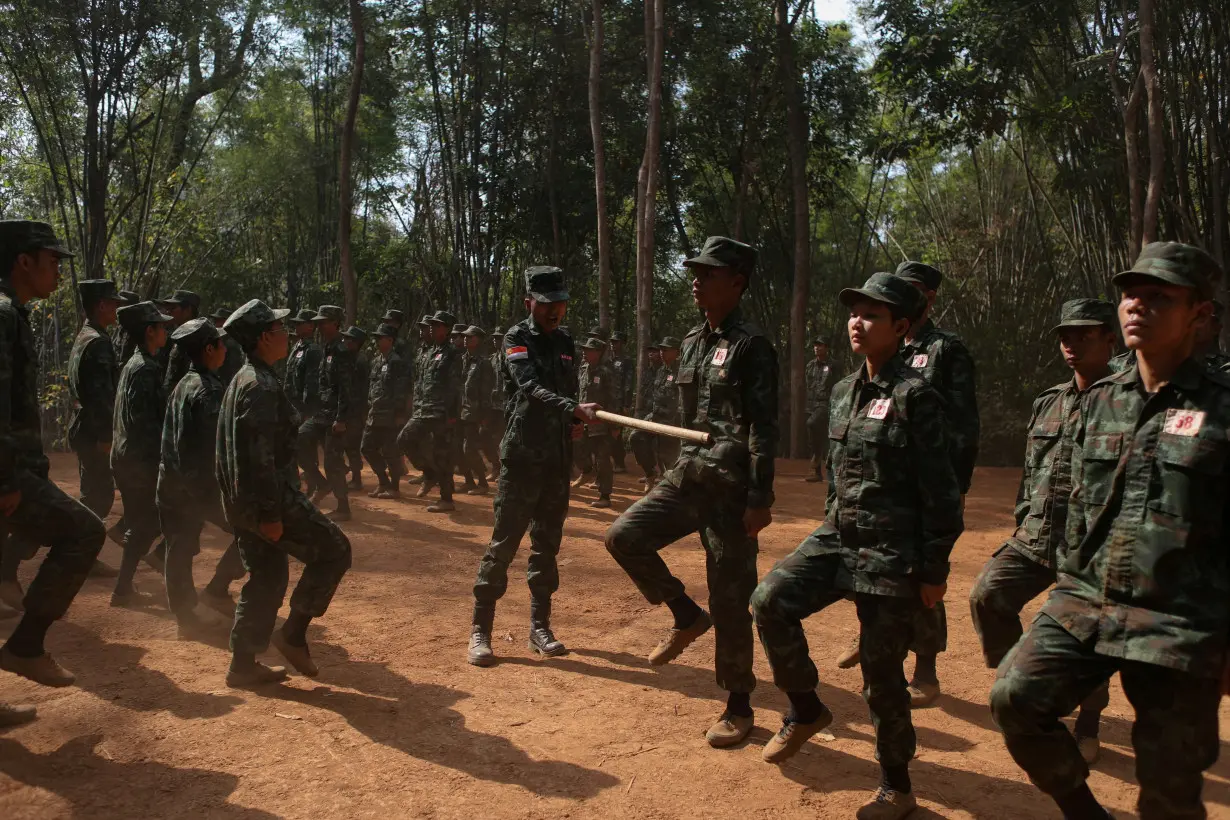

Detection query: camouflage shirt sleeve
xmin=126 ymin=362 xmax=168 ymax=464
xmin=504 ymin=328 xmax=578 ymax=418
xmin=236 ymin=384 xmax=283 ymax=524
xmin=1013 ymin=397 xmax=1046 ymax=529
xmin=79 ymin=336 xmax=117 ymax=443
xmin=908 ymin=383 xmax=963 ymax=585
xmin=742 ymin=335 xmax=779 ymax=510
xmin=1063 ymin=395 xmax=1090 ymax=560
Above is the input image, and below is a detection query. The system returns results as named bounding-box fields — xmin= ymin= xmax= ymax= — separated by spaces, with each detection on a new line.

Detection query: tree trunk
xmin=776 ymin=0 xmax=809 ymax=459
xmin=635 ymin=0 xmax=664 ymax=414
xmin=1140 ymin=0 xmax=1165 ymax=245
xmin=589 ymin=0 xmax=613 ymax=332
xmin=338 ymin=0 xmax=366 ymax=325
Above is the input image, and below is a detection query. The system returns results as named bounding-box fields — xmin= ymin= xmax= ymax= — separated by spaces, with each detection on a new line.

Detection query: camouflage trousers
xmin=296 ymin=418 xmax=327 ymax=494
xmin=114 ymin=462 xmax=162 ymax=566
xmin=604 ymin=478 xmax=758 ymax=693
xmin=629 ymin=429 xmax=680 ymax=479
xmin=752 ymin=546 xmax=917 ymax=768
xmin=991 ymin=613 xmax=1220 ymax=819
xmin=322 ymin=424 xmax=351 ymax=507
xmin=345 ymin=413 xmax=365 ymax=480
xmin=361 ymin=422 xmax=403 ymax=488
xmin=911 ymin=598 xmax=947 ymax=656
xmin=157 ymin=491 xmax=245 ymax=620
xmin=0 ymin=469 xmax=104 ymax=620
xmin=459 ymin=420 xmax=490 ymax=485
xmin=230 ymin=492 xmax=352 ymax=655
xmin=577 ymin=433 xmax=614 ymax=496
xmin=399 ymin=417 xmax=455 ymax=501
xmin=806 ymin=409 xmax=829 ymax=479
xmin=472 ymin=453 xmax=570 ymax=620
xmin=480 ymin=410 xmax=503 ymax=471
xmin=73 ymin=441 xmax=115 ymax=519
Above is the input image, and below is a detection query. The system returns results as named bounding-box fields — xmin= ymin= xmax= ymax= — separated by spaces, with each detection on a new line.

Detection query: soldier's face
xmin=203 ymin=340 xmax=227 ymax=371
xmin=16 ymin=249 xmax=61 ymax=299
xmin=378 ymin=336 xmax=394 ymax=354
xmin=847 ymin=299 xmax=908 ymax=358
xmin=1058 ymin=327 xmax=1115 ymax=372
xmin=814 ymin=344 xmax=828 ymax=362
xmin=527 ymin=298 xmax=567 ymax=332
xmin=584 ymin=348 xmax=602 ymax=366
xmin=147 ymin=322 xmax=169 ymax=353
xmin=431 ymin=324 xmax=449 ymax=344
xmin=1118 ymin=281 xmax=1209 ymax=355
xmin=661 ymin=348 xmax=678 ymax=365
xmin=296 ymin=322 xmax=316 ymax=339
xmin=649 ymin=350 xmax=662 ymax=366
xmin=259 ymin=320 xmax=290 ymax=362
xmin=690 ymin=265 xmax=743 ymax=313
xmin=466 ymin=336 xmax=481 ymax=352
xmin=96 ymin=297 xmax=119 ymax=328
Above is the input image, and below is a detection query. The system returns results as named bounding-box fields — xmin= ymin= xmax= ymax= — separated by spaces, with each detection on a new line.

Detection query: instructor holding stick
xmin=605 ymin=236 xmax=779 ymax=750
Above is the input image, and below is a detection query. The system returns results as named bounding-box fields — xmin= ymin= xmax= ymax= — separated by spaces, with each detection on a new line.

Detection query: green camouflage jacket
xmin=462 ymin=351 xmax=495 ymax=422
xmin=413 ymin=341 xmax=462 ymax=421
xmin=314 ymin=336 xmax=355 ymax=425
xmin=349 ymin=351 xmax=370 ymax=423
xmin=611 ymin=354 xmax=634 ymax=413
xmin=157 ymin=363 xmax=225 ymax=510
xmin=489 ymin=348 xmax=507 ymax=413
xmin=646 ymin=361 xmax=680 ymax=425
xmin=367 ymin=350 xmax=409 ymax=427
xmin=112 ymin=347 xmax=167 ymax=472
xmin=810 ymin=354 xmax=963 ymax=597
xmin=68 ymin=320 xmax=118 ymax=447
xmin=901 ymin=319 xmax=980 ymax=493
xmin=1112 ymin=348 xmax=1230 ymax=374
xmin=664 ymin=306 xmax=778 ymax=509
xmin=1053 ymin=358 xmax=1230 ymax=678
xmin=217 ymin=359 xmax=301 ymax=529
xmin=805 ymin=358 xmax=837 ymax=418
xmin=0 ymin=286 xmax=49 ymax=486
xmin=219 ymin=334 xmax=246 ymax=385
xmin=578 ymin=357 xmax=618 ymax=437
xmin=499 ymin=318 xmax=578 ymax=461
xmin=1007 ymin=379 xmax=1083 ymax=568
xmin=286 ymin=338 xmax=322 ymax=417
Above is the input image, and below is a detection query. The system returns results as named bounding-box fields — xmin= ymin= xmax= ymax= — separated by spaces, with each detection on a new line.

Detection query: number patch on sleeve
xmin=1163 ymin=408 xmax=1205 ymax=436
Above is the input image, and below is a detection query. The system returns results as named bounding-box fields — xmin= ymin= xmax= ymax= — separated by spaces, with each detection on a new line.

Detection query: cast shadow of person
xmin=262 ymin=642 xmax=620 ymax=800
xmin=0 ymin=733 xmax=280 ymax=819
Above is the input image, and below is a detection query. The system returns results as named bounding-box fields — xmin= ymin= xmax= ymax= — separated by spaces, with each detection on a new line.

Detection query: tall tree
xmin=588 ymin=0 xmax=612 ymax=332
xmin=634 ymin=0 xmax=664 ymax=412
xmin=338 ymin=0 xmax=366 ymax=324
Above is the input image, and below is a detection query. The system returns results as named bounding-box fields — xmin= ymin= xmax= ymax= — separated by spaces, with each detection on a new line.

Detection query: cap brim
xmin=1052 ymin=319 xmax=1110 ymax=333
xmin=839 ymin=287 xmax=897 ymax=308
xmin=155 ymin=312 xmax=174 ymax=322
xmin=270 ymin=308 xmax=291 ymax=321
xmin=427 ymin=318 xmax=449 ymax=325
xmin=1113 ymin=269 xmax=1194 ymax=290
xmin=529 ymin=289 xmax=569 ymax=303
xmin=683 ymin=253 xmax=726 ymax=268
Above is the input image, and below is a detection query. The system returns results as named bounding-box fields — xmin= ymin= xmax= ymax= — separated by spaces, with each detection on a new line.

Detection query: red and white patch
xmin=593 ymin=377 xmax=601 ymax=385
xmin=867 ymin=398 xmax=892 ymax=420
xmin=1163 ymin=408 xmax=1205 ymax=436
xmin=433 ymin=353 xmax=442 ymax=361
xmin=666 ymin=375 xmax=674 ymax=382
xmin=561 ymin=354 xmax=572 ymax=363
xmin=910 ymin=354 xmax=929 ymax=368
xmin=506 ymin=346 xmax=528 ymax=361
xmin=711 ymin=348 xmax=729 ymax=366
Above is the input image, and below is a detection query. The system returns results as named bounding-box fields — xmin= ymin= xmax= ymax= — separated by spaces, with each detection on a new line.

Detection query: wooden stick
xmin=593 ymin=410 xmax=712 ymax=445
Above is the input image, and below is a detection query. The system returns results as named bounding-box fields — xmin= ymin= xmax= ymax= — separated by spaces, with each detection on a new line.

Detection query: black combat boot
xmin=468 ymin=603 xmax=496 ymax=667
xmin=528 ymin=599 xmax=567 ymax=658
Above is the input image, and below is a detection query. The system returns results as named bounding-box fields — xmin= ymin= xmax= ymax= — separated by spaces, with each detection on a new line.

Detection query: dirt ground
xmin=2 ymin=455 xmax=1230 ymax=819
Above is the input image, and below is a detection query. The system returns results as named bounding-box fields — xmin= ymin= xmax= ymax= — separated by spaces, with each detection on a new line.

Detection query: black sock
xmin=1074 ymin=708 xmax=1101 ymax=739
xmin=726 ymin=691 xmax=752 ymax=718
xmin=1054 ymin=783 xmax=1106 ymax=819
xmin=115 ymin=550 xmax=142 ymax=595
xmin=665 ymin=594 xmax=703 ymax=629
xmin=3 ymin=612 xmax=52 ymax=658
xmin=282 ymin=610 xmax=312 ymax=648
xmin=912 ymin=652 xmax=938 ymax=684
xmin=786 ymin=690 xmax=825 ymax=724
xmin=880 ymin=763 xmax=911 ymax=793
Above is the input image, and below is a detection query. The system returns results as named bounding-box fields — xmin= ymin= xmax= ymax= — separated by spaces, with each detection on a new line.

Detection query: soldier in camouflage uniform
xmin=401 ymin=314 xmax=434 ymax=487
xmin=342 ymin=326 xmax=369 ymax=490
xmin=111 ymin=300 xmax=175 ymax=607
xmin=362 ymin=324 xmax=410 ymax=498
xmin=483 ymin=326 xmax=506 ymax=480
xmin=752 ymin=273 xmax=961 ymax=820
xmin=804 ymin=336 xmax=836 ymax=482
xmin=0 ymin=221 xmax=106 ymax=717
xmin=113 ymin=289 xmax=140 ymax=365
xmin=574 ymin=337 xmax=619 ymax=508
xmin=217 ymin=300 xmax=352 ymax=688
xmin=969 ymin=299 xmax=1116 ymax=767
xmin=458 ymin=326 xmax=494 ymax=495
xmin=468 ymin=267 xmax=591 ymax=666
xmin=286 ymin=309 xmax=322 ymax=492
xmin=992 ymin=243 xmax=1230 ymax=820
xmin=629 ymin=336 xmax=682 ymax=494
xmin=301 ymin=305 xmax=355 ymax=520
xmin=840 ymin=261 xmax=981 ymax=706
xmin=157 ymin=318 xmax=247 ymax=639
xmin=605 ymin=237 xmax=777 ymax=749
xmin=608 ymin=330 xmax=634 ymax=472
xmin=67 ymin=280 xmax=123 ymax=520
xmin=629 ymin=339 xmax=662 ymax=486
xmin=398 ymin=310 xmax=463 ymax=512
xmin=209 ymin=306 xmax=247 ymax=385
xmin=157 ymin=289 xmax=201 ymax=388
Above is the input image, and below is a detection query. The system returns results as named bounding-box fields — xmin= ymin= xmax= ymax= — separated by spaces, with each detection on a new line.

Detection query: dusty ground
xmin=2 ymin=455 xmax=1229 ymax=819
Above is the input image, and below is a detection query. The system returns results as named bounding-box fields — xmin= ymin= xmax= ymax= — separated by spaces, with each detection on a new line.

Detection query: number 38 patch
xmin=1163 ymin=408 xmax=1205 ymax=436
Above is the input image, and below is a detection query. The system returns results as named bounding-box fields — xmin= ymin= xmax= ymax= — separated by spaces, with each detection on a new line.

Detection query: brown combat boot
xmin=0 ymin=648 xmax=76 ymax=687
xmin=763 ymin=707 xmax=834 ymax=763
xmin=648 ymin=610 xmax=713 ymax=666
xmin=856 ymin=787 xmax=918 ymax=820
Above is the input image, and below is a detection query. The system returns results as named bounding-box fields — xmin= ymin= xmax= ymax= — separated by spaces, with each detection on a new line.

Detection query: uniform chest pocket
xmin=1081 ymin=432 xmax=1122 ymax=506
xmin=675 ymin=367 xmax=698 ymax=419
xmin=1150 ymin=434 xmax=1227 ymax=519
xmin=1028 ymin=421 xmax=1062 ymax=467
xmin=857 ymin=420 xmax=908 ymax=448
xmin=705 ymin=363 xmax=740 ymax=419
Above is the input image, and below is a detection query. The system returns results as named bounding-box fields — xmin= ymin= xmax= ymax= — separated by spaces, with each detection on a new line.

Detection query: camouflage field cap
xmin=224 ymin=299 xmax=292 ymax=342
xmin=684 ymin=236 xmax=756 ymax=276
xmin=373 ymin=323 xmax=397 ymax=338
xmin=117 ymin=300 xmax=174 ymax=331
xmin=210 ymin=306 xmax=233 ymax=322
xmin=587 ymin=324 xmax=608 ymax=340
xmin=343 ymin=325 xmax=367 ymax=344
xmin=581 ymin=337 xmax=607 ymax=350
xmin=658 ymin=336 xmax=681 ymax=349
xmin=117 ymin=289 xmax=140 ymax=306
xmin=812 ymin=335 xmax=830 ymax=347
xmin=451 ymin=323 xmax=468 ymax=335
xmin=1114 ymin=242 xmax=1223 ymax=300
xmin=647 ymin=339 xmax=662 ymax=351
xmin=463 ymin=325 xmax=486 ymax=337
xmin=171 ymin=316 xmax=225 ymax=347
xmin=894 ymin=261 xmax=943 ymax=291
xmin=609 ymin=330 xmax=628 ymax=343
xmin=382 ymin=309 xmax=404 ymax=323
xmin=839 ymin=272 xmax=926 ymax=317
xmin=1052 ymin=298 xmax=1117 ymax=333
xmin=78 ymin=279 xmax=118 ymax=303
xmin=0 ymin=219 xmax=73 ymax=257
xmin=314 ymin=304 xmax=344 ymax=323
xmin=418 ymin=314 xmax=432 ymax=327
xmin=292 ymin=308 xmax=318 ymax=324
xmin=427 ymin=310 xmax=457 ymax=327
xmin=157 ymin=289 xmax=201 ymax=309
xmin=525 ymin=266 xmax=569 ymax=303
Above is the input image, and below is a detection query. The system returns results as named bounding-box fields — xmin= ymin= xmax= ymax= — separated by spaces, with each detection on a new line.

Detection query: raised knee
xmin=749 ymin=579 xmax=780 ymax=622
xmin=603 ymin=521 xmax=629 ymax=557
xmin=989 ymin=676 xmax=1028 ymax=733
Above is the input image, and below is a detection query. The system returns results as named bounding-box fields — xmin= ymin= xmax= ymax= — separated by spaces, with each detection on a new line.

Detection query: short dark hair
xmin=0 ymin=246 xmax=33 ymax=281
xmin=238 ymin=322 xmax=276 ymax=355
xmin=182 ymin=336 xmax=221 ymax=364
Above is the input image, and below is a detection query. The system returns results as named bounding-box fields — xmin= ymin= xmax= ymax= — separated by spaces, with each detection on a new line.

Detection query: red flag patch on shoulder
xmin=506 ymin=346 xmax=529 ymax=361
